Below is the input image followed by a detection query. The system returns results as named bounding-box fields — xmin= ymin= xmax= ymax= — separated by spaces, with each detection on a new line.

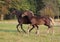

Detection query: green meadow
xmin=0 ymin=20 xmax=60 ymax=42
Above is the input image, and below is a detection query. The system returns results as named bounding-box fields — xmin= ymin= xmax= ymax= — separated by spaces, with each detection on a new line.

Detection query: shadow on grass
xmin=0 ymin=29 xmax=17 ymax=32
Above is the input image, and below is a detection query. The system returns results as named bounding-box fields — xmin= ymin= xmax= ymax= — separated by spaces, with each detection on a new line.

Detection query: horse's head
xmin=9 ymin=8 xmax=17 ymax=14
xmin=22 ymin=10 xmax=34 ymax=18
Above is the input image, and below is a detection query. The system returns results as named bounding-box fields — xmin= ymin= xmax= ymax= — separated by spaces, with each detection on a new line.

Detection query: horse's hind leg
xmin=47 ymin=26 xmax=54 ymax=34
xmin=50 ymin=26 xmax=54 ymax=34
xmin=16 ymin=24 xmax=20 ymax=32
xmin=47 ymin=27 xmax=50 ymax=34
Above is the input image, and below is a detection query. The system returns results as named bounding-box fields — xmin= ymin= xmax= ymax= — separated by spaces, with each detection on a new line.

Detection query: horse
xmin=9 ymin=8 xmax=34 ymax=33
xmin=22 ymin=12 xmax=55 ymax=35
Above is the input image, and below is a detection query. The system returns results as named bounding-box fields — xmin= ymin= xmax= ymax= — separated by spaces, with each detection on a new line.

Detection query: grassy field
xmin=0 ymin=20 xmax=60 ymax=42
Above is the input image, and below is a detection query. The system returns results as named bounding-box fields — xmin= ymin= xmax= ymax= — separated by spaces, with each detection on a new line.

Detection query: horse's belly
xmin=38 ymin=20 xmax=45 ymax=25
xmin=31 ymin=18 xmax=37 ymax=25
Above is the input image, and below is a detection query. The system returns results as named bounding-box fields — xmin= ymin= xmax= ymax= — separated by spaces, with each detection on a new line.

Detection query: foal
xmin=22 ymin=12 xmax=55 ymax=35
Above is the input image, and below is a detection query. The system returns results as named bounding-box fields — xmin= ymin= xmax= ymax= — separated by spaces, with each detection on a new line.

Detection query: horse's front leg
xmin=20 ymin=24 xmax=26 ymax=33
xmin=35 ymin=25 xmax=39 ymax=35
xmin=27 ymin=24 xmax=35 ymax=34
xmin=16 ymin=24 xmax=20 ymax=32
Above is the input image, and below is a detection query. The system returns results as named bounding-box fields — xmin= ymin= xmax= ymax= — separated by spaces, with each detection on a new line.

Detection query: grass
xmin=0 ymin=20 xmax=60 ymax=42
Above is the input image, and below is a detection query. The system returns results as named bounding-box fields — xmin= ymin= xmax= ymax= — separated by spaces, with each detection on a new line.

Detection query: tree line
xmin=0 ymin=0 xmax=60 ymax=20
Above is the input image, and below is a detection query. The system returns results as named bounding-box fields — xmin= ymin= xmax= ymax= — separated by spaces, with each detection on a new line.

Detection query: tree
xmin=42 ymin=0 xmax=60 ymax=18
xmin=0 ymin=0 xmax=11 ymax=20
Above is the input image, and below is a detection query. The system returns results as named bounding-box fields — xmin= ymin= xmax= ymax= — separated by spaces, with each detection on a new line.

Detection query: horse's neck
xmin=15 ymin=11 xmax=22 ymax=18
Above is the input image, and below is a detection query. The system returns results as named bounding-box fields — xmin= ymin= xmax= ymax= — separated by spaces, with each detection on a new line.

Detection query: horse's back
xmin=30 ymin=15 xmax=52 ymax=25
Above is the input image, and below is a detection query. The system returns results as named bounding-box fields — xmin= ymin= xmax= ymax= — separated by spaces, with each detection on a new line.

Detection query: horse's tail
xmin=49 ymin=17 xmax=55 ymax=26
